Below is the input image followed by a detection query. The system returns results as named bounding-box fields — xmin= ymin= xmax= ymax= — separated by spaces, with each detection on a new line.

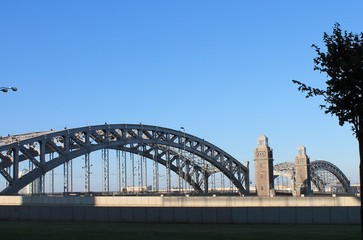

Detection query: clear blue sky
xmin=0 ymin=0 xmax=362 ymax=185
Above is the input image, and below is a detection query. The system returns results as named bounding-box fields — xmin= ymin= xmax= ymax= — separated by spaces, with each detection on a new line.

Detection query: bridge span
xmin=0 ymin=124 xmax=249 ymax=195
xmin=0 ymin=123 xmax=352 ymax=196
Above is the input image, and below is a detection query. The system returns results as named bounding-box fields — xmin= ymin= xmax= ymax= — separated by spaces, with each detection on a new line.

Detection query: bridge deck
xmin=0 ymin=131 xmax=55 ymax=145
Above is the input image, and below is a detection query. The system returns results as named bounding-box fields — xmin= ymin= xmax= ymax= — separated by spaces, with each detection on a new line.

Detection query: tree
xmin=292 ymin=23 xmax=363 ymax=235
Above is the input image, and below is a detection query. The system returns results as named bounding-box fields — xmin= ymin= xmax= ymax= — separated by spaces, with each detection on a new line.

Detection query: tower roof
xmin=257 ymin=134 xmax=268 ymax=146
xmin=297 ymin=145 xmax=306 ymax=155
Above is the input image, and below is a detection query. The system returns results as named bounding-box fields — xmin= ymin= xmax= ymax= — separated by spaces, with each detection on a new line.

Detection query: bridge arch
xmin=310 ymin=160 xmax=350 ymax=193
xmin=273 ymin=160 xmax=350 ymax=193
xmin=0 ymin=124 xmax=249 ymax=194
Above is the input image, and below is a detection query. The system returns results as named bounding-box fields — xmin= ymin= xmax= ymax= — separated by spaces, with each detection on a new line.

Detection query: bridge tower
xmin=254 ymin=135 xmax=274 ymax=196
xmin=294 ymin=146 xmax=311 ymax=196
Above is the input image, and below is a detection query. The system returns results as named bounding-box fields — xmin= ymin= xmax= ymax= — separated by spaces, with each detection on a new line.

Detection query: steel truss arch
xmin=0 ymin=124 xmax=249 ymax=194
xmin=273 ymin=162 xmax=295 ymax=174
xmin=310 ymin=160 xmax=350 ymax=193
xmin=273 ymin=160 xmax=350 ymax=193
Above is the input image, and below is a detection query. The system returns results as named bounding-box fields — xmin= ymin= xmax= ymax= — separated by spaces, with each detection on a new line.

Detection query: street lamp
xmin=1 ymin=87 xmax=17 ymax=93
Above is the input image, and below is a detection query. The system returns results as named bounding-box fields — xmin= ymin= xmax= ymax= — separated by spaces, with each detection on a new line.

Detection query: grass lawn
xmin=0 ymin=221 xmax=359 ymax=240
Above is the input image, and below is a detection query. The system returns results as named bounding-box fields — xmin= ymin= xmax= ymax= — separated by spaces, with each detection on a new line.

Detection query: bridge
xmin=0 ymin=123 xmax=352 ymax=196
xmin=0 ymin=124 xmax=249 ymax=195
xmin=274 ymin=160 xmax=351 ymax=194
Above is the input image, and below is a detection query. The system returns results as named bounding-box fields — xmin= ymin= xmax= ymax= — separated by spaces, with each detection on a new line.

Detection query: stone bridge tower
xmin=254 ymin=135 xmax=274 ymax=196
xmin=294 ymin=146 xmax=311 ymax=196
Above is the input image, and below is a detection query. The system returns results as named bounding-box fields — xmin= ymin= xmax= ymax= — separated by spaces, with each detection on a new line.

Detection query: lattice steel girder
xmin=69 ymin=134 xmax=86 ymax=148
xmin=0 ymin=124 xmax=249 ymax=194
xmin=0 ymin=167 xmax=12 ymax=183
xmin=0 ymin=152 xmax=12 ymax=169
xmin=273 ymin=162 xmax=295 ymax=172
xmin=117 ymin=144 xmax=203 ymax=193
xmin=273 ymin=160 xmax=351 ymax=193
xmin=310 ymin=160 xmax=350 ymax=193
xmin=19 ymin=146 xmax=40 ymax=168
xmin=46 ymin=139 xmax=65 ymax=155
xmin=310 ymin=172 xmax=326 ymax=192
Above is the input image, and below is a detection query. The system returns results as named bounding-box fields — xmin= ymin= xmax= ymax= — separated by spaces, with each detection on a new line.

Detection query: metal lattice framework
xmin=0 ymin=124 xmax=249 ymax=194
xmin=274 ymin=162 xmax=295 ymax=174
xmin=310 ymin=160 xmax=350 ymax=193
xmin=273 ymin=160 xmax=350 ymax=193
xmin=273 ymin=162 xmax=295 ymax=191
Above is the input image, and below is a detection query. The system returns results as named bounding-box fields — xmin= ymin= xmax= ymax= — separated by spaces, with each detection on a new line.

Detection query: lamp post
xmin=1 ymin=87 xmax=17 ymax=93
xmin=180 ymin=127 xmax=186 ymax=192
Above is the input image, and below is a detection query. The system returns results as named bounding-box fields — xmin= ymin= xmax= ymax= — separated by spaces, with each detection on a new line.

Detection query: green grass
xmin=0 ymin=221 xmax=359 ymax=240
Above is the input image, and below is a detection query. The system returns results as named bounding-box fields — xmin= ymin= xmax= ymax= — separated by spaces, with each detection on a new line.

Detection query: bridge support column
xmin=12 ymin=148 xmax=19 ymax=182
xmin=294 ymin=146 xmax=312 ymax=196
xmin=254 ymin=135 xmax=274 ymax=197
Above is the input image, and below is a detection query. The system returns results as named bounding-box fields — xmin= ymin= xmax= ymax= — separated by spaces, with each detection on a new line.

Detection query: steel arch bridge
xmin=273 ymin=161 xmax=351 ymax=193
xmin=0 ymin=124 xmax=249 ymax=195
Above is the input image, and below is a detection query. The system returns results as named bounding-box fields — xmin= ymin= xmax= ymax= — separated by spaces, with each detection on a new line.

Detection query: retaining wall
xmin=0 ymin=196 xmax=359 ymax=224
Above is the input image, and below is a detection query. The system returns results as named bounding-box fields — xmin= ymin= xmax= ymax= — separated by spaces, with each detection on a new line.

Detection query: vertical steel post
xmin=49 ymin=152 xmax=55 ymax=194
xmin=28 ymin=161 xmax=33 ymax=193
xmin=122 ymin=150 xmax=126 ymax=192
xmin=63 ymin=162 xmax=68 ymax=193
xmin=143 ymin=145 xmax=147 ymax=192
xmin=40 ymin=141 xmax=46 ymax=194
xmin=166 ymin=146 xmax=171 ymax=193
xmin=5 ymin=166 xmax=10 ymax=188
xmin=212 ymin=173 xmax=216 ymax=191
xmin=49 ymin=152 xmax=54 ymax=194
xmin=221 ymin=172 xmax=225 ymax=193
xmin=138 ymin=148 xmax=142 ymax=192
xmin=51 ymin=169 xmax=54 ymax=194
xmin=102 ymin=148 xmax=109 ymax=193
xmin=177 ymin=141 xmax=182 ymax=193
xmin=116 ymin=149 xmax=121 ymax=192
xmin=85 ymin=152 xmax=90 ymax=193
xmin=153 ymin=147 xmax=159 ymax=192
xmin=130 ymin=149 xmax=135 ymax=192
xmin=12 ymin=148 xmax=19 ymax=181
xmin=181 ymin=127 xmax=186 ymax=192
xmin=68 ymin=159 xmax=72 ymax=193
xmin=204 ymin=172 xmax=209 ymax=195
xmin=63 ymin=135 xmax=70 ymax=193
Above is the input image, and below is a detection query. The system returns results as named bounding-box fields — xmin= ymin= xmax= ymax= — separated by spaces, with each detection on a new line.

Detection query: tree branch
xmin=292 ymin=80 xmax=326 ymax=98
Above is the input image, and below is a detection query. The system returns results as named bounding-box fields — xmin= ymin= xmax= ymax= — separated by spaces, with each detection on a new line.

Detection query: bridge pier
xmin=294 ymin=146 xmax=312 ymax=196
xmin=254 ymin=135 xmax=274 ymax=197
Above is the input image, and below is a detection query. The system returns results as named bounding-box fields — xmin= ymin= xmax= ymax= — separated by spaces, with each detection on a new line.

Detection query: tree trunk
xmin=359 ymin=133 xmax=363 ymax=240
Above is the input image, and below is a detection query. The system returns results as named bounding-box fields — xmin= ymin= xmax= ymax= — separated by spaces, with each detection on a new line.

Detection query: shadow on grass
xmin=0 ymin=221 xmax=359 ymax=240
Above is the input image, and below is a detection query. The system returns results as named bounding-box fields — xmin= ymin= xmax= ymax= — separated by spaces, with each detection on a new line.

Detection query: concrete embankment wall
xmin=0 ymin=196 xmax=360 ymax=224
